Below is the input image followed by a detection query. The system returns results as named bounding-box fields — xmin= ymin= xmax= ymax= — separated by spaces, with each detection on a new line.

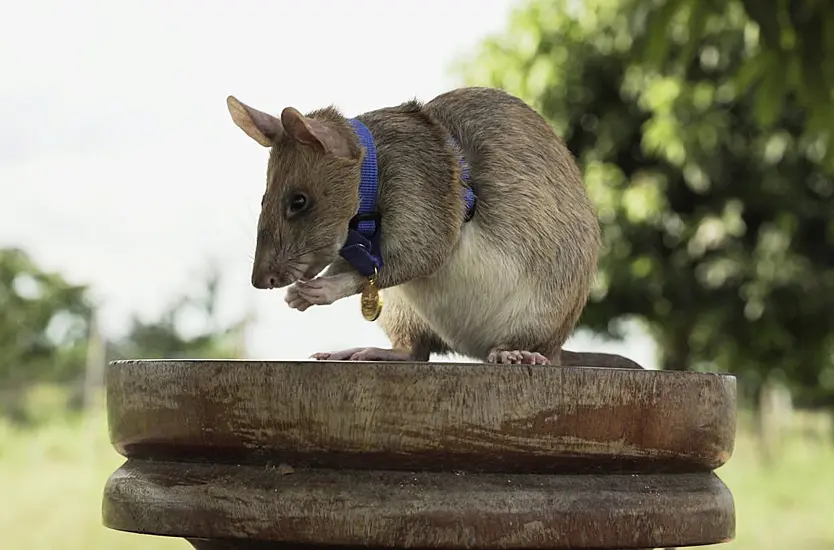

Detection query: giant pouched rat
xmin=226 ymin=86 xmax=625 ymax=367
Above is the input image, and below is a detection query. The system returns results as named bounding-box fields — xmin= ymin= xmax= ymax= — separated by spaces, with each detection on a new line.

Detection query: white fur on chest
xmin=386 ymin=223 xmax=541 ymax=358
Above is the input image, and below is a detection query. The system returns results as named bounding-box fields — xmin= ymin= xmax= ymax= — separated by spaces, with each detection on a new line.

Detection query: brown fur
xmin=227 ymin=87 xmax=601 ymax=364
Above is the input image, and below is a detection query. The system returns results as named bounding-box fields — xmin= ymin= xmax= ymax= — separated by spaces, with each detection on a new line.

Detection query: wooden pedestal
xmin=102 ymin=360 xmax=736 ymax=549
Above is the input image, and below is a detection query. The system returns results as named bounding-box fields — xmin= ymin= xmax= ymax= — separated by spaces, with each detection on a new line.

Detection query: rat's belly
xmin=392 ymin=223 xmax=544 ymax=358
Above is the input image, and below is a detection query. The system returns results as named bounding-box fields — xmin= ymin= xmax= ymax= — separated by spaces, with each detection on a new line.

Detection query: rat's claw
xmin=487 ymin=349 xmax=550 ymax=365
xmin=519 ymin=351 xmax=550 ymax=365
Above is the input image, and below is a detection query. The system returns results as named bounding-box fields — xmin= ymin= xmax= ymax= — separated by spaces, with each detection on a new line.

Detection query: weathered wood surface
xmin=106 ymin=360 xmax=736 ymax=473
xmin=103 ymin=360 xmax=737 ymax=548
xmin=103 ymin=459 xmax=734 ymax=549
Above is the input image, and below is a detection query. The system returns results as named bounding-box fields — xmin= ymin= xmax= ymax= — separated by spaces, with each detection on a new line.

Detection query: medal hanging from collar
xmin=360 ymin=267 xmax=382 ymax=321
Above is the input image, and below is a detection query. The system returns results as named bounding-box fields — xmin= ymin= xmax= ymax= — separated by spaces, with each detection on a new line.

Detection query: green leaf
xmin=753 ymin=53 xmax=786 ymax=127
xmin=740 ymin=0 xmax=783 ymax=51
xmin=732 ymin=52 xmax=767 ymax=95
xmin=797 ymin=13 xmax=829 ymax=107
xmin=641 ymin=0 xmax=686 ymax=66
xmin=825 ymin=7 xmax=834 ymax=63
xmin=679 ymin=0 xmax=709 ymax=66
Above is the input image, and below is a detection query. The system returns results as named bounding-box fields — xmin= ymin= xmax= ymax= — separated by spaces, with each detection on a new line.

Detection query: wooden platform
xmin=102 ymin=360 xmax=737 ymax=549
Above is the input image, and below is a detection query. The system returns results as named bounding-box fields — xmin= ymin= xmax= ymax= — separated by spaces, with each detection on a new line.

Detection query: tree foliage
xmin=630 ymin=0 xmax=834 ymax=172
xmin=109 ymin=263 xmax=246 ymax=361
xmin=0 ymin=248 xmax=247 ymax=422
xmin=460 ymin=0 xmax=834 ymax=406
xmin=0 ymin=247 xmax=91 ymax=387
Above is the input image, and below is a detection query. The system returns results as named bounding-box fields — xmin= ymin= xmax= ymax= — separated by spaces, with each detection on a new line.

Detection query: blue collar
xmin=339 ymin=118 xmax=476 ymax=278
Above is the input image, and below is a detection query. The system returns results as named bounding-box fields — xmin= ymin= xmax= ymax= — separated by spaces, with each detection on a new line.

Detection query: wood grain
xmin=103 ymin=459 xmax=734 ymax=549
xmin=106 ymin=360 xmax=736 ymax=473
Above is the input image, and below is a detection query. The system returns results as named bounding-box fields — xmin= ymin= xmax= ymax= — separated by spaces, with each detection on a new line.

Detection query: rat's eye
xmin=289 ymin=193 xmax=308 ymax=213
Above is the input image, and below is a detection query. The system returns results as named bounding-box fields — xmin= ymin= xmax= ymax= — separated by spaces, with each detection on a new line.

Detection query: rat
xmin=226 ymin=86 xmax=611 ymax=366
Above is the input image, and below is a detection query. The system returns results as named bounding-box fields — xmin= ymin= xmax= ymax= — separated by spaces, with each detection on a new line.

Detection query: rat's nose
xmin=251 ymin=270 xmax=290 ymax=289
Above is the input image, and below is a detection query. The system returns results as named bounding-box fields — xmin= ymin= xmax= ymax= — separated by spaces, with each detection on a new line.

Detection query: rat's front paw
xmin=285 ymin=282 xmax=315 ymax=311
xmin=284 ymin=273 xmax=360 ymax=310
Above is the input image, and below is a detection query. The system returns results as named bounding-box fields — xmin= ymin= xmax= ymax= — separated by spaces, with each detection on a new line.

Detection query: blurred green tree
xmin=0 ymin=248 xmax=248 ymax=422
xmin=631 ymin=0 xmax=834 ymax=172
xmin=0 ymin=247 xmax=92 ymax=388
xmin=0 ymin=247 xmax=92 ymax=422
xmin=108 ymin=262 xmax=248 ymax=361
xmin=459 ymin=0 xmax=834 ymax=406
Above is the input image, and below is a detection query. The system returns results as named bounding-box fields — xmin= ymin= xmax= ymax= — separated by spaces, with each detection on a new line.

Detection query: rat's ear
xmin=280 ymin=107 xmax=353 ymax=159
xmin=226 ymin=96 xmax=283 ymax=147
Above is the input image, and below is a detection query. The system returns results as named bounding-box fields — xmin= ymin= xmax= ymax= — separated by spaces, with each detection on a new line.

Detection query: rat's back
xmin=423 ymin=86 xmax=600 ymax=286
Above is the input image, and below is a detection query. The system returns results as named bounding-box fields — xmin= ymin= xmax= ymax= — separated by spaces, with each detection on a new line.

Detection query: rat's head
xmin=227 ymin=96 xmax=362 ymax=290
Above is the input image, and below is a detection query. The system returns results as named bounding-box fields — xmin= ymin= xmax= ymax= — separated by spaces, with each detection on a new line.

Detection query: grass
xmin=0 ymin=406 xmax=832 ymax=550
xmin=702 ymin=421 xmax=834 ymax=550
xmin=0 ymin=407 xmax=182 ymax=550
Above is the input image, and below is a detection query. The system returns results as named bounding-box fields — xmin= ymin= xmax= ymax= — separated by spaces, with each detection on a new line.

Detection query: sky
xmin=0 ymin=0 xmax=657 ymax=366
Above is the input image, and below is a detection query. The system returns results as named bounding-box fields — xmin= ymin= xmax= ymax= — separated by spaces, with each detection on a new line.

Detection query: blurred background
xmin=1 ymin=0 xmax=833 ymax=548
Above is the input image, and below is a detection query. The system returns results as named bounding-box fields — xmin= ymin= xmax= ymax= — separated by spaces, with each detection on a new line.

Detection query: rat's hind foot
xmin=487 ymin=349 xmax=551 ymax=365
xmin=311 ymin=347 xmax=416 ymax=361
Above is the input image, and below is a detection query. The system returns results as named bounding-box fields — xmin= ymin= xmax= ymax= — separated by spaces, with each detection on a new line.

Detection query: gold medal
xmin=360 ymin=269 xmax=383 ymax=322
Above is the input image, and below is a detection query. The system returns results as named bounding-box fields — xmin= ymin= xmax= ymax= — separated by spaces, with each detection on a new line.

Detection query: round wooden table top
xmin=106 ymin=360 xmax=736 ymax=473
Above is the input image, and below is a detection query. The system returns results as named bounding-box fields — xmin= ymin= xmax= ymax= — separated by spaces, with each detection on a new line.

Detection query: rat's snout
xmin=251 ymin=229 xmax=296 ymax=289
xmin=251 ymin=266 xmax=294 ymax=290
